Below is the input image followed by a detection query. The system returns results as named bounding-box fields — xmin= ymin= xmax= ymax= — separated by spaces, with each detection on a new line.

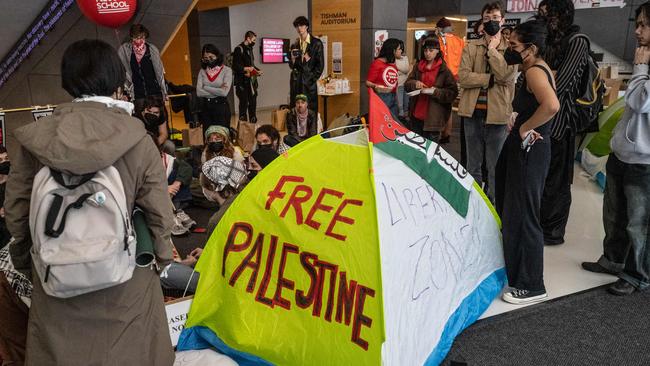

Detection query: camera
xmin=291 ymin=49 xmax=301 ymax=58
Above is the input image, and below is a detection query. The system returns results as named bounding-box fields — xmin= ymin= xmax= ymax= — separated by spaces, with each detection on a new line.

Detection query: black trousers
xmin=235 ymin=82 xmax=257 ymax=122
xmin=200 ymin=97 xmax=231 ymax=133
xmin=496 ymin=132 xmax=551 ymax=292
xmin=540 ymin=133 xmax=575 ymax=244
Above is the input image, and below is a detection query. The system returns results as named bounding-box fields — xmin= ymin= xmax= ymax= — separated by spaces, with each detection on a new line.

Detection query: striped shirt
xmin=547 ymin=36 xmax=590 ymax=140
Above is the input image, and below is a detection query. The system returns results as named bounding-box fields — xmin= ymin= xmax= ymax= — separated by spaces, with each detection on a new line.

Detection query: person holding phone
xmin=494 ymin=19 xmax=559 ymax=305
xmin=289 ymin=16 xmax=324 ymax=112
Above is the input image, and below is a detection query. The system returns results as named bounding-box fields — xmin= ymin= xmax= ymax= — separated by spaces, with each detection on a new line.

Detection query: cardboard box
xmin=600 ymin=65 xmax=619 ymax=80
xmin=603 ymin=78 xmax=623 ymax=107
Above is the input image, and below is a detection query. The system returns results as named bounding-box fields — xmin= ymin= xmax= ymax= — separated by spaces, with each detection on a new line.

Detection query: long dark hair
xmin=376 ymin=38 xmax=402 ymax=63
xmin=538 ymin=0 xmax=580 ymax=68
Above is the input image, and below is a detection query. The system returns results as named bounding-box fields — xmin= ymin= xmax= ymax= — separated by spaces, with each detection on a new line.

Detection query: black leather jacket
xmin=288 ymin=34 xmax=324 ymax=95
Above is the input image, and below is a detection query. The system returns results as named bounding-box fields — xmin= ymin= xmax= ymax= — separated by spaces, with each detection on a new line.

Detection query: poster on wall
xmin=374 ymin=30 xmax=388 ymax=58
xmin=32 ymin=108 xmax=54 ymax=121
xmin=332 ymin=42 xmax=343 ymax=74
xmin=507 ymin=0 xmax=626 ymax=13
xmin=0 ymin=113 xmax=5 ymax=148
xmin=466 ymin=19 xmax=520 ymax=40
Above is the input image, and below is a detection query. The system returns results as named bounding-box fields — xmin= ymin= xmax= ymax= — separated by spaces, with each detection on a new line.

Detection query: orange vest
xmin=438 ymin=33 xmax=464 ymax=78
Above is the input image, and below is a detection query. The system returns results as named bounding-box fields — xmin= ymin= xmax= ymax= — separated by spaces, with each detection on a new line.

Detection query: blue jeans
xmin=396 ymin=85 xmax=409 ymax=118
xmin=463 ymin=116 xmax=507 ymax=201
xmin=378 ymin=92 xmax=400 ymax=121
xmin=599 ymin=154 xmax=650 ymax=289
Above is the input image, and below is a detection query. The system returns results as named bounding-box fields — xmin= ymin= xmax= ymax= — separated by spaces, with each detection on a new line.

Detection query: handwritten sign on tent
xmin=178 ymin=89 xmax=505 ymax=365
xmin=178 ymin=139 xmax=384 ymax=365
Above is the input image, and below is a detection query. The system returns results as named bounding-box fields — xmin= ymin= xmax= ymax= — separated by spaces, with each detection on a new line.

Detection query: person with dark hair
xmin=501 ymin=26 xmax=512 ymax=41
xmin=255 ymin=124 xmax=290 ymax=154
xmin=134 ymin=96 xmax=172 ymax=150
xmin=436 ymin=17 xmax=465 ymax=143
xmin=496 ymin=19 xmax=559 ymax=304
xmin=206 ymin=147 xmax=279 ymax=236
xmin=458 ymin=1 xmax=517 ymax=202
xmin=5 ymin=39 xmax=175 ymax=364
xmin=366 ymin=38 xmax=403 ymax=119
xmin=285 ymin=94 xmax=318 ymax=146
xmin=404 ymin=38 xmax=458 ymax=141
xmin=582 ymin=2 xmax=650 ymax=296
xmin=289 ymin=16 xmax=324 ymax=112
xmin=536 ymin=0 xmax=591 ymax=246
xmin=197 ymin=44 xmax=233 ymax=132
xmin=233 ymin=30 xmax=263 ymax=123
xmin=117 ymin=24 xmax=167 ymax=102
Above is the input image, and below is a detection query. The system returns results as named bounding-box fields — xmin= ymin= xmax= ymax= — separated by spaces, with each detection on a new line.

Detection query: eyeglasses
xmin=482 ymin=15 xmax=502 ymax=22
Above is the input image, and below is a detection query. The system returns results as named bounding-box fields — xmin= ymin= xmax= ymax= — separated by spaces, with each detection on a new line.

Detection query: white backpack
xmin=29 ymin=166 xmax=136 ymax=298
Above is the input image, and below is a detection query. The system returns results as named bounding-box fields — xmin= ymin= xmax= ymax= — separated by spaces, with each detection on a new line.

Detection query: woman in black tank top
xmin=495 ymin=20 xmax=560 ymax=305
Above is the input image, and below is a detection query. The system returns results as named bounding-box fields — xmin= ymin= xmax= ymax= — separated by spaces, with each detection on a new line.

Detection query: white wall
xmin=229 ymin=0 xmax=308 ymax=113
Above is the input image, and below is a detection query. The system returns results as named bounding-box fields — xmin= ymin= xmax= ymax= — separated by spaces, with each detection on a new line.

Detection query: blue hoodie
xmin=611 ymin=64 xmax=650 ymax=164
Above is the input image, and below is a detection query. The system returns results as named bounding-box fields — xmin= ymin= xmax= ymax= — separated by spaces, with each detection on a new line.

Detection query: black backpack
xmin=568 ymin=34 xmax=605 ymax=133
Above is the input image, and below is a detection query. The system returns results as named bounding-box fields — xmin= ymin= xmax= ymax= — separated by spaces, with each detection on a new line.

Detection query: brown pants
xmin=0 ymin=273 xmax=28 ymax=365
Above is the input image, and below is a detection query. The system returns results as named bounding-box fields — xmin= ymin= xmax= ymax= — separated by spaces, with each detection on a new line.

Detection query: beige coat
xmin=5 ymin=101 xmax=175 ymax=365
xmin=457 ymin=37 xmax=517 ymax=124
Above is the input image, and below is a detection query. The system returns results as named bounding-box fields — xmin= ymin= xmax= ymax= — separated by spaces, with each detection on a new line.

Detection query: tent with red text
xmin=177 ymin=89 xmax=505 ymax=365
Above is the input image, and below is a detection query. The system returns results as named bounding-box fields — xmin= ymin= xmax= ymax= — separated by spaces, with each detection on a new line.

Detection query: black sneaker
xmin=581 ymin=261 xmax=619 ymax=275
xmin=502 ymin=288 xmax=548 ymax=305
xmin=607 ymin=279 xmax=636 ymax=296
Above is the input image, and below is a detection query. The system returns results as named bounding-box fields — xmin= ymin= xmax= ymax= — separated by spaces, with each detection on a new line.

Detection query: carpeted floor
xmin=442 ymin=285 xmax=650 ymax=366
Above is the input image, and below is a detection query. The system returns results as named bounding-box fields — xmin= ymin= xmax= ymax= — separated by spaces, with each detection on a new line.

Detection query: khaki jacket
xmin=5 ymin=101 xmax=175 ymax=365
xmin=457 ymin=37 xmax=517 ymax=124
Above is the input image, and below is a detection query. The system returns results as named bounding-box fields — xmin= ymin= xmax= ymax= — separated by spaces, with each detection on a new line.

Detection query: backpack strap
xmin=50 ymin=169 xmax=95 ymax=190
xmin=44 ymin=193 xmax=93 ymax=238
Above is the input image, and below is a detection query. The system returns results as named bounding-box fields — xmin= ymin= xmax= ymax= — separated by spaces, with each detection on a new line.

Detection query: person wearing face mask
xmin=404 ymin=38 xmax=458 ymax=142
xmin=134 ymin=96 xmax=175 ymax=153
xmin=255 ymin=124 xmax=290 ymax=154
xmin=495 ymin=19 xmax=559 ymax=304
xmin=197 ymin=44 xmax=233 ymax=133
xmin=458 ymin=1 xmax=518 ymax=203
xmin=534 ymin=0 xmax=591 ymax=246
xmin=117 ymin=24 xmax=167 ymax=102
xmin=233 ymin=31 xmax=263 ymax=124
xmin=205 ymin=147 xmax=279 ymax=237
xmin=284 ymin=94 xmax=318 ymax=147
xmin=201 ymin=125 xmax=245 ymax=165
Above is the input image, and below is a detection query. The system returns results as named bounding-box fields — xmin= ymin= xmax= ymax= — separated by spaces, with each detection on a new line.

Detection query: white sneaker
xmin=175 ymin=210 xmax=196 ymax=230
xmin=502 ymin=288 xmax=548 ymax=305
xmin=171 ymin=215 xmax=189 ymax=236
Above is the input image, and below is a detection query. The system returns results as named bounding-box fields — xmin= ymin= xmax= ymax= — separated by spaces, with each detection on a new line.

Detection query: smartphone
xmin=521 ymin=131 xmax=534 ymax=152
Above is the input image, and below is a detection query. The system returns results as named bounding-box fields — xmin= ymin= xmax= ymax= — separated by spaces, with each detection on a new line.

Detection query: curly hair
xmin=538 ymin=0 xmax=580 ymax=68
xmin=204 ymin=132 xmax=235 ymax=162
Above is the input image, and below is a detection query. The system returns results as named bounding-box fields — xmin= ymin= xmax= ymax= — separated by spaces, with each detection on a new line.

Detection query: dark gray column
xmin=359 ymin=0 xmax=408 ymax=113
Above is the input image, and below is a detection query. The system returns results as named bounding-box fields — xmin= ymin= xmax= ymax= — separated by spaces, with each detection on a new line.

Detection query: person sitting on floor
xmin=159 ymin=247 xmax=203 ymax=295
xmin=284 ymin=94 xmax=318 ymax=147
xmin=255 ymin=124 xmax=290 ymax=154
xmin=201 ymin=125 xmax=245 ymax=164
xmin=200 ymin=155 xmax=247 ymax=205
xmin=206 ymin=147 xmax=279 ymax=236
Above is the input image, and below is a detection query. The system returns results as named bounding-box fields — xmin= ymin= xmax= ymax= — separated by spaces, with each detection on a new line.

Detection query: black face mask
xmin=483 ymin=20 xmax=501 ymax=36
xmin=503 ymin=47 xmax=529 ymax=65
xmin=258 ymin=143 xmax=273 ymax=150
xmin=143 ymin=113 xmax=159 ymax=127
xmin=250 ymin=42 xmax=256 ymax=48
xmin=201 ymin=59 xmax=219 ymax=69
xmin=0 ymin=161 xmax=10 ymax=175
xmin=247 ymin=171 xmax=258 ymax=180
xmin=208 ymin=141 xmax=224 ymax=153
